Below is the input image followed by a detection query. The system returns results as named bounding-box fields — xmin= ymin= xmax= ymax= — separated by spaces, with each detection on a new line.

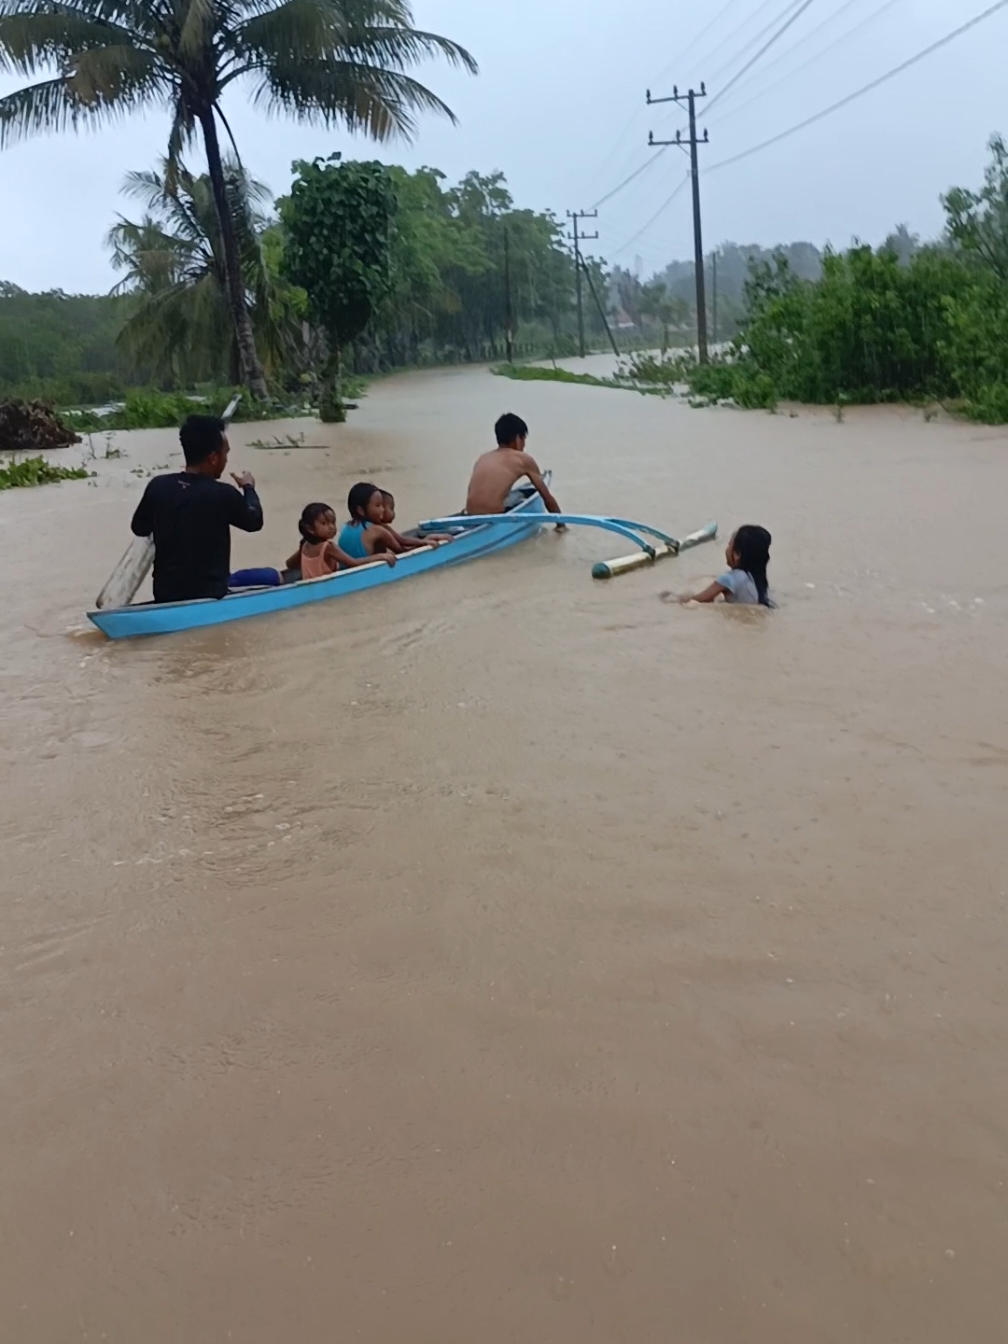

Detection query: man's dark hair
xmin=179 ymin=415 xmax=227 ymax=465
xmin=495 ymin=412 xmax=528 ymax=446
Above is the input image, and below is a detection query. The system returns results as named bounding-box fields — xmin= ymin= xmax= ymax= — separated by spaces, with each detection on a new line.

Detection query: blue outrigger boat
xmin=88 ymin=482 xmax=549 ymax=640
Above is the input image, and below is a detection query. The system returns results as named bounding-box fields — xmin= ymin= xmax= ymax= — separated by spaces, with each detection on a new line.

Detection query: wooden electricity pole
xmin=567 ymin=208 xmax=598 ymax=357
xmin=647 ymin=83 xmax=710 ymax=363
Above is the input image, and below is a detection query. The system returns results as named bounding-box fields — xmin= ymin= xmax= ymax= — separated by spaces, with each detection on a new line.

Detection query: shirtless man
xmin=465 ymin=413 xmax=564 ymax=522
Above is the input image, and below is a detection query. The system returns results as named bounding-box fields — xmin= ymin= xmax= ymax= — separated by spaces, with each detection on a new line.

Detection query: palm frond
xmin=66 ymin=42 xmax=165 ymax=107
xmin=232 ymin=1 xmax=476 ymax=77
xmin=0 ymin=10 xmax=137 ymax=73
xmin=106 ymin=214 xmax=189 ymax=292
xmin=0 ymin=74 xmax=101 ymax=143
xmin=166 ymin=99 xmax=198 ymax=184
xmin=0 ymin=0 xmax=162 ymax=50
xmin=328 ymin=17 xmax=477 ymax=76
xmin=178 ymin=0 xmax=216 ymax=57
xmin=247 ymin=58 xmax=457 ymax=138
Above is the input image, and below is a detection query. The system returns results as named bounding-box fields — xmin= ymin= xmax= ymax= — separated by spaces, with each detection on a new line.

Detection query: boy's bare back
xmin=465 ymin=449 xmax=539 ymax=514
xmin=466 ymin=414 xmax=562 ymax=519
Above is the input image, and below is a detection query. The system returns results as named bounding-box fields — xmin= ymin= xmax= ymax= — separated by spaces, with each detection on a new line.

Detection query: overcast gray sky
xmin=0 ymin=0 xmax=1004 ymax=292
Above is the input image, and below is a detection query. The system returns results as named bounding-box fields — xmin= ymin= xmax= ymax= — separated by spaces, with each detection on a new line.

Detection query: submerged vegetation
xmin=0 ymin=456 xmax=90 ymax=490
xmin=493 ymin=366 xmax=621 ymax=389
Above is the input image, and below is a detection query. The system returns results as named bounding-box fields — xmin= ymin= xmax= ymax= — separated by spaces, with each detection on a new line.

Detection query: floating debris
xmin=0 ymin=399 xmax=81 ymax=454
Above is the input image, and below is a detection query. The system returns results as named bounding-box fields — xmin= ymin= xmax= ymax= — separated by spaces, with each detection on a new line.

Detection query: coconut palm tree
xmin=108 ymin=158 xmax=290 ymax=386
xmin=0 ymin=0 xmax=477 ymax=398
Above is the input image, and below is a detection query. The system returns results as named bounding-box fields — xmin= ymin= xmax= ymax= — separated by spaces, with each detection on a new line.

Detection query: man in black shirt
xmin=131 ymin=414 xmax=264 ymax=603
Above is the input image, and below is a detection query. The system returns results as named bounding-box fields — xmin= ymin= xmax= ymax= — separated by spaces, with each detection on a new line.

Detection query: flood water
xmin=2 ymin=363 xmax=1007 ymax=1342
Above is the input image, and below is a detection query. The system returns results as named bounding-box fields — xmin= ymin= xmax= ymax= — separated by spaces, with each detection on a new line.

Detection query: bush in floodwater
xmin=66 ymin=386 xmax=321 ymax=432
xmin=494 ymin=364 xmax=615 ymax=388
xmin=0 ymin=456 xmax=90 ymax=489
xmin=630 ymin=245 xmax=974 ymax=414
xmin=626 ymin=349 xmax=778 ymax=409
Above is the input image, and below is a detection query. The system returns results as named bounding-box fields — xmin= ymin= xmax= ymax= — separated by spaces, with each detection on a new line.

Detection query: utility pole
xmin=503 ymin=225 xmax=514 ymax=363
xmin=647 ymin=83 xmax=710 ymax=363
xmin=567 ymin=209 xmax=598 ymax=358
xmin=711 ymin=250 xmax=718 ymax=348
xmin=579 ymin=257 xmax=621 ymax=359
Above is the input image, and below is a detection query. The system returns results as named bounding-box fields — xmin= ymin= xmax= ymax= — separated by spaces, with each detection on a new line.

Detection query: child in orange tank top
xmin=285 ymin=503 xmax=395 ymax=579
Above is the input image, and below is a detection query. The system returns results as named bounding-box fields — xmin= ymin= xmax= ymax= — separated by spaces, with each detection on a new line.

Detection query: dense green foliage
xmin=630 ymin=138 xmax=1008 ymax=423
xmin=0 ymin=456 xmax=90 ymax=489
xmin=0 ymin=283 xmax=138 ymax=403
xmin=369 ymin=167 xmax=596 ymax=366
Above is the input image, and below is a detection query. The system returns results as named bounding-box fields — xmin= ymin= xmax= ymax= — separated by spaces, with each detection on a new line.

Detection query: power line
xmin=585 ymin=0 xmax=800 ymax=213
xmin=710 ymin=0 xmax=884 ymax=115
xmin=592 ymin=147 xmax=668 ymax=209
xmin=583 ymin=0 xmax=746 ymax=208
xmin=613 ymin=175 xmax=691 ymax=255
xmin=710 ymin=0 xmax=904 ymax=124
xmin=708 ymin=0 xmax=1008 ymax=173
xmin=672 ymin=0 xmax=752 ymax=83
xmin=706 ymin=0 xmax=807 ymax=88
xmin=706 ymin=0 xmax=818 ymax=113
xmin=600 ymin=2 xmax=809 ymax=257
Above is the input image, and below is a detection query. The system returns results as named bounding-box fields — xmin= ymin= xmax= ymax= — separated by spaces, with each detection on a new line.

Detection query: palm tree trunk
xmin=198 ymin=108 xmax=269 ymax=401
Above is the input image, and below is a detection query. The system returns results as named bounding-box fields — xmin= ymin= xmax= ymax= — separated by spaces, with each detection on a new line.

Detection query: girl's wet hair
xmin=298 ymin=501 xmax=334 ymax=545
xmin=347 ymin=481 xmax=381 ymax=521
xmin=733 ymin=525 xmax=773 ymax=607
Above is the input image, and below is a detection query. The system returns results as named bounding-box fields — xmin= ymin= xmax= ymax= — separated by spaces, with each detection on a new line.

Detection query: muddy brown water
xmin=1 ymin=364 xmax=1006 ymax=1342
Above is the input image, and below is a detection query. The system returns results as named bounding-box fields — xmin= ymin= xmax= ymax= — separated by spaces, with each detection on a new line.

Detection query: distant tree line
xmin=7 ymin=136 xmax=1008 ymax=427
xmin=0 ymin=159 xmax=615 ymax=410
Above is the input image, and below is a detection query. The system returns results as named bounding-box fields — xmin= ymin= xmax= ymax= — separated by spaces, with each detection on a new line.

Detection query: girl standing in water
xmin=676 ymin=525 xmax=774 ymax=606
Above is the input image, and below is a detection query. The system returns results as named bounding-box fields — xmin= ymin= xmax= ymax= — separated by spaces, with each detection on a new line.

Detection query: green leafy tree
xmin=280 ymin=154 xmax=397 ymax=419
xmin=943 ymin=134 xmax=1008 ymax=283
xmin=0 ymin=0 xmax=476 ymax=398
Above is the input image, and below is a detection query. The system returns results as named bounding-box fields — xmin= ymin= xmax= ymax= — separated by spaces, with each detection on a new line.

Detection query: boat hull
xmin=87 ymin=487 xmax=546 ymax=640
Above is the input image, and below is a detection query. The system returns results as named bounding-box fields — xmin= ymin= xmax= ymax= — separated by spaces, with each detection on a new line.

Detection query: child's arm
xmin=518 ymin=452 xmax=565 ymax=531
xmin=389 ymin=526 xmax=454 ymax=548
xmin=677 ymin=581 xmax=728 ymax=605
xmin=363 ymin=524 xmax=405 ymax=556
xmin=284 ymin=547 xmax=302 ymax=571
xmin=518 ymin=452 xmax=563 ymax=522
xmin=384 ymin=525 xmax=425 ymax=550
xmin=327 ymin=540 xmax=395 ymax=569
